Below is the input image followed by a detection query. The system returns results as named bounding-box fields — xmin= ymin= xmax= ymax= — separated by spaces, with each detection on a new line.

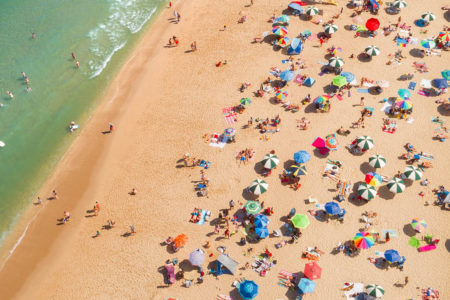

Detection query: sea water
xmin=0 ymin=0 xmax=164 ymax=246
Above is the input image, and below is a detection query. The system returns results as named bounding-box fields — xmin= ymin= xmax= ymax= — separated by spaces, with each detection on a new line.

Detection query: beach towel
xmin=225 ymin=113 xmax=237 ymax=124
xmin=418 ymin=244 xmax=436 ymax=252
xmin=420 ymin=79 xmax=432 ymax=88
xmin=431 ymin=117 xmax=444 ymax=124
xmin=197 ymin=209 xmax=210 ymax=225
xmin=294 ymin=74 xmax=303 ymax=84
xmin=210 ymin=136 xmax=228 ymax=148
xmin=407 ymin=117 xmax=414 ymax=124
xmin=408 ymin=82 xmax=416 ymax=90
xmin=357 ymin=88 xmax=369 ymax=93
xmin=281 ymin=59 xmax=290 ymax=64
xmin=381 ymin=229 xmax=398 ymax=238
xmin=362 ymin=82 xmax=374 ymax=87
xmin=336 ymin=95 xmax=343 ymax=101
xmin=417 ymin=90 xmax=428 ymax=97
xmin=348 ymin=90 xmax=351 ymax=97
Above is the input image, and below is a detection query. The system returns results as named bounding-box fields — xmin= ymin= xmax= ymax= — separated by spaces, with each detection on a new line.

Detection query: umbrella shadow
xmin=322 ymin=84 xmax=337 ymax=94
xmin=409 ymin=48 xmax=425 ymax=58
xmin=368 ymin=86 xmax=383 ymax=95
xmin=242 ymin=188 xmax=258 ymax=201
xmin=253 ymin=161 xmax=265 ymax=175
xmin=402 ymin=224 xmax=416 ymax=237
xmin=445 ymin=239 xmax=450 ymax=253
xmin=179 ymin=259 xmax=197 ymax=272
xmin=283 ymin=159 xmax=296 ymax=170
xmin=263 ymin=34 xmax=278 ymax=45
xmin=359 ymin=162 xmax=372 ymax=174
xmin=445 ymin=10 xmax=450 ymax=22
xmin=229 ymin=289 xmax=241 ymax=300
xmin=403 ymin=179 xmax=414 ymax=188
xmin=304 ymin=102 xmax=317 ymax=114
xmin=348 ymin=181 xmax=368 ymax=207
xmin=377 ymin=185 xmax=395 ymax=200
xmin=157 ymin=265 xmax=169 ymax=286
xmin=313 ymin=148 xmax=329 ymax=158
xmin=357 ymin=53 xmax=372 ymax=62
xmin=437 ymin=104 xmax=450 ymax=116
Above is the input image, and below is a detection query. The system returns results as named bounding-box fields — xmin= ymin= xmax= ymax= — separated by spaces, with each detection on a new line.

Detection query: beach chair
xmin=307 ymin=196 xmax=318 ymax=204
xmin=165 ymin=264 xmax=176 ymax=284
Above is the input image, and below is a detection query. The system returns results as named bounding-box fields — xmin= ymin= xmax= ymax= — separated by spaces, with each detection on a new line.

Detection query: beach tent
xmin=303 ymin=77 xmax=315 ymax=87
xmin=215 ymin=254 xmax=238 ymax=276
xmin=287 ymin=38 xmax=303 ymax=55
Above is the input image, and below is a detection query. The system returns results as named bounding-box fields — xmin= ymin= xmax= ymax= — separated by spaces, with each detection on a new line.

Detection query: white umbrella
xmin=421 ymin=12 xmax=435 ymax=21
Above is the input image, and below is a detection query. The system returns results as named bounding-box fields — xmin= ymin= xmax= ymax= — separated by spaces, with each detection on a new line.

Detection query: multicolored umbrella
xmin=224 ymin=128 xmax=235 ymax=137
xmin=395 ymin=99 xmax=413 ymax=110
xmin=244 ymin=200 xmax=262 ymax=215
xmin=365 ymin=45 xmax=380 ymax=56
xmin=278 ymin=36 xmax=290 ymax=46
xmin=189 ymin=248 xmax=205 ymax=266
xmin=365 ymin=172 xmax=383 ymax=187
xmin=276 ymin=90 xmax=288 ymax=99
xmin=290 ymin=164 xmax=307 ymax=176
xmin=279 ymin=70 xmax=294 ymax=81
xmin=353 ymin=232 xmax=375 ymax=249
xmin=365 ymin=18 xmax=380 ymax=31
xmin=420 ymin=39 xmax=436 ymax=49
xmin=341 ymin=72 xmax=355 ymax=83
xmin=291 ymin=214 xmax=310 ymax=229
xmin=358 ymin=183 xmax=377 ymax=200
xmin=328 ymin=57 xmax=344 ymax=67
xmin=294 ymin=150 xmax=310 ymax=163
xmin=248 ymin=179 xmax=268 ymax=195
xmin=240 ymin=97 xmax=251 ymax=105
xmin=411 ymin=218 xmax=427 ymax=232
xmin=333 ymin=75 xmax=347 ymax=87
xmin=387 ymin=177 xmax=405 ymax=193
xmin=305 ymin=6 xmax=319 ymax=16
xmin=392 ymin=0 xmax=407 ymax=8
xmin=298 ymin=278 xmax=316 ymax=294
xmin=356 ymin=136 xmax=374 ymax=150
xmin=239 ymin=280 xmax=259 ymax=300
xmin=398 ymin=88 xmax=411 ymax=99
xmin=369 ymin=154 xmax=386 ymax=168
xmin=438 ymin=32 xmax=450 ymax=43
xmin=272 ymin=26 xmax=288 ymax=36
xmin=313 ymin=94 xmax=330 ymax=104
xmin=255 ymin=226 xmax=269 ymax=238
xmin=384 ymin=249 xmax=401 ymax=263
xmin=421 ymin=12 xmax=435 ymax=21
xmin=254 ymin=214 xmax=269 ymax=227
xmin=324 ymin=202 xmax=341 ymax=215
xmin=304 ymin=262 xmax=321 ymax=280
xmin=366 ymin=284 xmax=385 ymax=298
xmin=404 ymin=166 xmax=423 ymax=180
xmin=262 ymin=154 xmax=279 ymax=169
xmin=325 ymin=134 xmax=339 ymax=150
xmin=324 ymin=24 xmax=338 ymax=34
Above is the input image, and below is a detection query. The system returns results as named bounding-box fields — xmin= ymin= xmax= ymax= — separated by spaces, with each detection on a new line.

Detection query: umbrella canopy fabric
xmin=279 ymin=70 xmax=294 ymax=81
xmin=341 ymin=72 xmax=355 ymax=83
xmin=365 ymin=18 xmax=380 ymax=31
xmin=404 ymin=166 xmax=423 ymax=180
xmin=288 ymin=38 xmax=303 ymax=55
xmin=290 ymin=163 xmax=307 ymax=176
xmin=272 ymin=26 xmax=288 ymax=36
xmin=395 ymin=99 xmax=413 ymax=110
xmin=366 ymin=284 xmax=385 ymax=298
xmin=365 ymin=45 xmax=380 ymax=56
xmin=254 ymin=214 xmax=270 ymax=227
xmin=291 ymin=214 xmax=310 ymax=229
xmin=276 ymin=15 xmax=290 ymax=23
xmin=304 ymin=262 xmax=321 ymax=280
xmin=358 ymin=183 xmax=377 ymax=200
xmin=276 ymin=90 xmax=288 ymax=99
xmin=333 ymin=75 xmax=347 ymax=87
xmin=239 ymin=280 xmax=259 ymax=300
xmin=249 ymin=179 xmax=268 ymax=195
xmin=255 ymin=226 xmax=269 ymax=238
xmin=314 ymin=94 xmax=330 ymax=104
xmin=365 ymin=172 xmax=382 ymax=187
xmin=189 ymin=249 xmax=205 ymax=266
xmin=325 ymin=134 xmax=339 ymax=150
xmin=433 ymin=78 xmax=448 ymax=89
xmin=262 ymin=153 xmax=279 ymax=169
xmin=324 ymin=202 xmax=341 ymax=215
xmin=328 ymin=57 xmax=344 ymax=67
xmin=438 ymin=32 xmax=450 ymax=43
xmin=173 ymin=234 xmax=188 ymax=248
xmin=224 ymin=128 xmax=235 ymax=137
xmin=324 ymin=24 xmax=338 ymax=34
xmin=387 ymin=177 xmax=405 ymax=193
xmin=288 ymin=2 xmax=304 ymax=12
xmin=384 ymin=249 xmax=401 ymax=263
xmin=306 ymin=6 xmax=319 ymax=16
xmin=442 ymin=69 xmax=450 ymax=80
xmin=420 ymin=39 xmax=436 ymax=49
xmin=244 ymin=200 xmax=262 ymax=215
xmin=294 ymin=150 xmax=310 ymax=163
xmin=240 ymin=97 xmax=251 ymax=105
xmin=408 ymin=236 xmax=421 ymax=248
xmin=353 ymin=232 xmax=375 ymax=249
xmin=278 ymin=36 xmax=290 ymax=46
xmin=411 ymin=218 xmax=427 ymax=232
xmin=398 ymin=88 xmax=411 ymax=99
xmin=356 ymin=136 xmax=374 ymax=150
xmin=369 ymin=154 xmax=386 ymax=168
xmin=421 ymin=12 xmax=435 ymax=21
xmin=298 ymin=278 xmax=316 ymax=293
xmin=392 ymin=0 xmax=407 ymax=8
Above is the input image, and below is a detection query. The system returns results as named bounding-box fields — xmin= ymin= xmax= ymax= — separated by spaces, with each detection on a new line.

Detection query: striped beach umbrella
xmin=392 ymin=0 xmax=407 ymax=8
xmin=248 ymin=179 xmax=268 ymax=195
xmin=369 ymin=154 xmax=386 ymax=168
xmin=442 ymin=69 xmax=450 ymax=80
xmin=255 ymin=226 xmax=269 ymax=238
xmin=325 ymin=134 xmax=339 ymax=150
xmin=278 ymin=36 xmax=290 ymax=46
xmin=366 ymin=284 xmax=385 ymax=298
xmin=224 ymin=128 xmax=235 ymax=137
xmin=438 ymin=32 xmax=450 ymax=43
xmin=398 ymin=89 xmax=411 ymax=99
xmin=333 ymin=75 xmax=347 ymax=88
xmin=404 ymin=166 xmax=422 ymax=180
xmin=387 ymin=177 xmax=405 ymax=193
xmin=365 ymin=45 xmax=380 ymax=56
xmin=272 ymin=26 xmax=288 ymax=36
xmin=291 ymin=214 xmax=310 ymax=229
xmin=411 ymin=218 xmax=427 ymax=232
xmin=421 ymin=12 xmax=435 ymax=21
xmin=356 ymin=136 xmax=374 ymax=150
xmin=306 ymin=6 xmax=319 ymax=16
xmin=290 ymin=163 xmax=307 ymax=176
xmin=420 ymin=39 xmax=436 ymax=49
xmin=395 ymin=99 xmax=413 ymax=110
xmin=358 ymin=183 xmax=377 ymax=200
xmin=328 ymin=57 xmax=344 ymax=67
xmin=353 ymin=232 xmax=375 ymax=249
xmin=276 ymin=90 xmax=288 ymax=100
xmin=240 ymin=97 xmax=251 ymax=105
xmin=365 ymin=172 xmax=382 ymax=187
xmin=324 ymin=24 xmax=338 ymax=34
xmin=244 ymin=200 xmax=262 ymax=215
xmin=262 ymin=153 xmax=279 ymax=169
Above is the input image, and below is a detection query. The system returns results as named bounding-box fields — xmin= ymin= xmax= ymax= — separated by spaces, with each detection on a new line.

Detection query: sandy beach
xmin=0 ymin=0 xmax=449 ymax=299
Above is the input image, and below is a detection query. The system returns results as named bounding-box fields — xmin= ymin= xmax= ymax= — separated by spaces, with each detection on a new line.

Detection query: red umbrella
xmin=365 ymin=18 xmax=380 ymax=31
xmin=304 ymin=262 xmax=322 ymax=280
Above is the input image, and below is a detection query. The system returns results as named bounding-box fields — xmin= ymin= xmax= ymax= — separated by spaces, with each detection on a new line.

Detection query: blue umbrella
xmin=324 ymin=202 xmax=341 ymax=215
xmin=239 ymin=280 xmax=259 ymax=300
xmin=297 ymin=278 xmax=316 ymax=294
xmin=280 ymin=70 xmax=295 ymax=81
xmin=255 ymin=226 xmax=269 ymax=238
xmin=384 ymin=249 xmax=401 ymax=263
xmin=442 ymin=70 xmax=450 ymax=81
xmin=254 ymin=214 xmax=270 ymax=227
xmin=294 ymin=150 xmax=311 ymax=164
xmin=288 ymin=2 xmax=304 ymax=12
xmin=433 ymin=78 xmax=448 ymax=89
xmin=288 ymin=38 xmax=303 ymax=55
xmin=340 ymin=72 xmax=355 ymax=83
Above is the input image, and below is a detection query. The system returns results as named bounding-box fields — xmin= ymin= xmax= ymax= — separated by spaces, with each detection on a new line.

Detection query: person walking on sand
xmin=385 ymin=231 xmax=390 ymax=243
xmin=94 ymin=201 xmax=100 ymax=216
xmin=37 ymin=196 xmax=42 ymax=205
xmin=130 ymin=225 xmax=136 ymax=234
xmin=52 ymin=190 xmax=58 ymax=199
xmin=403 ymin=276 xmax=408 ymax=287
xmin=109 ymin=123 xmax=114 ymax=132
xmin=360 ymin=97 xmax=365 ymax=106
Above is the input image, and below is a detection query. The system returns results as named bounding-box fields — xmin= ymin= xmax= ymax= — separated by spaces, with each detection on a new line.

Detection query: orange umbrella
xmin=173 ymin=234 xmax=188 ymax=248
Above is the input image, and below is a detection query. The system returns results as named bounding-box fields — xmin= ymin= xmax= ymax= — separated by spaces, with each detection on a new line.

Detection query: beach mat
xmin=210 ymin=136 xmax=228 ymax=148
xmin=417 ymin=90 xmax=428 ymax=97
xmin=381 ymin=229 xmax=398 ymax=238
xmin=357 ymin=88 xmax=369 ymax=93
xmin=197 ymin=209 xmax=209 ymax=225
xmin=225 ymin=114 xmax=237 ymax=124
xmin=408 ymin=82 xmax=416 ymax=90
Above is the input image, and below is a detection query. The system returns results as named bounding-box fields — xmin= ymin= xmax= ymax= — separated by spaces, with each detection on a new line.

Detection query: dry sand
xmin=0 ymin=0 xmax=449 ymax=299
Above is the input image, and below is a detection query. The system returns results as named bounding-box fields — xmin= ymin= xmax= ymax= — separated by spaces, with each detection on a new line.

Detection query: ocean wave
xmin=87 ymin=0 xmax=158 ymax=79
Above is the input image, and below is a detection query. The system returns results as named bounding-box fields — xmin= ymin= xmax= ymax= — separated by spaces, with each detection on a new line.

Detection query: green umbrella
xmin=276 ymin=15 xmax=290 ymax=23
xmin=368 ymin=154 xmax=386 ymax=168
xmin=324 ymin=24 xmax=338 ymax=34
xmin=356 ymin=136 xmax=374 ymax=150
xmin=358 ymin=183 xmax=377 ymax=200
xmin=261 ymin=154 xmax=279 ymax=169
xmin=291 ymin=214 xmax=310 ymax=229
xmin=365 ymin=45 xmax=380 ymax=56
xmin=392 ymin=0 xmax=407 ymax=8
xmin=290 ymin=164 xmax=307 ymax=177
xmin=403 ymin=166 xmax=422 ymax=180
xmin=248 ymin=179 xmax=268 ymax=195
xmin=387 ymin=177 xmax=405 ymax=193
xmin=240 ymin=97 xmax=251 ymax=105
xmin=306 ymin=6 xmax=319 ymax=16
xmin=421 ymin=12 xmax=435 ymax=21
xmin=328 ymin=57 xmax=344 ymax=67
xmin=244 ymin=200 xmax=261 ymax=215
xmin=333 ymin=75 xmax=347 ymax=88
xmin=408 ymin=236 xmax=421 ymax=248
xmin=366 ymin=284 xmax=385 ymax=298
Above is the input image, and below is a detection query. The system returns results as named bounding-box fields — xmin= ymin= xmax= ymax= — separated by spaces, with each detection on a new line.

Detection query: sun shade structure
xmin=244 ymin=200 xmax=262 ymax=215
xmin=189 ymin=249 xmax=205 ymax=266
xmin=365 ymin=172 xmax=382 ymax=187
xmin=392 ymin=0 xmax=407 ymax=8
xmin=387 ymin=177 xmax=405 ymax=193
xmin=238 ymin=280 xmax=259 ymax=300
xmin=365 ymin=18 xmax=380 ymax=31
xmin=290 ymin=163 xmax=307 ymax=176
xmin=358 ymin=183 xmax=377 ymax=200
xmin=262 ymin=153 xmax=279 ymax=169
xmin=324 ymin=24 xmax=338 ymax=34
xmin=279 ymin=70 xmax=294 ymax=81
xmin=403 ymin=166 xmax=423 ymax=180
xmin=305 ymin=6 xmax=319 ymax=16
xmin=248 ymin=179 xmax=268 ymax=195
xmin=304 ymin=262 xmax=321 ymax=280
xmin=240 ymin=97 xmax=251 ymax=105
xmin=272 ymin=26 xmax=288 ymax=36
xmin=353 ymin=232 xmax=375 ymax=249
xmin=384 ymin=249 xmax=401 ymax=263
xmin=288 ymin=38 xmax=303 ymax=55
xmin=291 ymin=214 xmax=310 ymax=228
xmin=421 ymin=12 xmax=435 ymax=21
xmin=333 ymin=75 xmax=347 ymax=87
xmin=173 ymin=234 xmax=188 ymax=249
xmin=369 ymin=154 xmax=386 ymax=168
xmin=411 ymin=218 xmax=427 ymax=232
xmin=356 ymin=136 xmax=374 ymax=150
xmin=366 ymin=284 xmax=385 ymax=298
xmin=294 ymin=150 xmax=310 ymax=163
xmin=324 ymin=201 xmax=341 ymax=215
xmin=398 ymin=88 xmax=411 ymax=99
xmin=328 ymin=57 xmax=344 ymax=67
xmin=420 ymin=39 xmax=436 ymax=49
xmin=216 ymin=254 xmax=238 ymax=275
xmin=298 ymin=278 xmax=316 ymax=293
xmin=365 ymin=45 xmax=380 ymax=56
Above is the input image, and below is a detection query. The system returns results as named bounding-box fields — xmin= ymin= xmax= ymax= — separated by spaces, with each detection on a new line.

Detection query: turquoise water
xmin=0 ymin=0 xmax=163 ymax=244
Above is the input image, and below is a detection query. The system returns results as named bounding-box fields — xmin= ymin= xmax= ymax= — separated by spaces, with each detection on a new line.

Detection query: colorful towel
xmin=431 ymin=117 xmax=444 ymax=124
xmin=408 ymin=82 xmax=416 ymax=90
xmin=225 ymin=113 xmax=237 ymax=124
xmin=382 ymin=128 xmax=396 ymax=134
xmin=418 ymin=244 xmax=436 ymax=252
xmin=417 ymin=90 xmax=428 ymax=96
xmin=222 ymin=107 xmax=234 ymax=114
xmin=357 ymin=88 xmax=369 ymax=93
xmin=336 ymin=95 xmax=343 ymax=101
xmin=197 ymin=209 xmax=209 ymax=225
xmin=282 ymin=59 xmax=290 ymax=64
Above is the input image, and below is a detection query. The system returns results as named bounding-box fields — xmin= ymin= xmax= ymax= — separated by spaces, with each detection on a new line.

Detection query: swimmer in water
xmin=26 ymin=86 xmax=32 ymax=92
xmin=75 ymin=60 xmax=80 ymax=68
xmin=6 ymin=91 xmax=13 ymax=98
xmin=21 ymin=72 xmax=27 ymax=79
xmin=32 ymin=33 xmax=36 ymax=39
xmin=72 ymin=52 xmax=76 ymax=60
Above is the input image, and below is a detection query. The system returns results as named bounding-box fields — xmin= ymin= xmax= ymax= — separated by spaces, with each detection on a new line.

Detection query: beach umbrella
xmin=353 ymin=232 xmax=375 ymax=249
xmin=304 ymin=262 xmax=321 ymax=280
xmin=254 ymin=214 xmax=270 ymax=227
xmin=376 ymin=80 xmax=389 ymax=88
xmin=279 ymin=70 xmax=294 ymax=81
xmin=366 ymin=284 xmax=385 ymax=298
xmin=275 ymin=15 xmax=290 ymax=23
xmin=288 ymin=38 xmax=303 ymax=55
xmin=403 ymin=166 xmax=422 ymax=180
xmin=365 ymin=18 xmax=380 ymax=31
xmin=291 ymin=214 xmax=310 ymax=229
xmin=433 ymin=78 xmax=448 ymax=89
xmin=272 ymin=26 xmax=288 ymax=36
xmin=421 ymin=12 xmax=435 ymax=21
xmin=341 ymin=72 xmax=355 ymax=83
xmin=325 ymin=134 xmax=339 ymax=150
xmin=408 ymin=236 xmax=421 ymax=248
xmin=395 ymin=99 xmax=413 ymax=110
xmin=324 ymin=24 xmax=338 ymax=34
xmin=173 ymin=234 xmax=188 ymax=249
xmin=324 ymin=202 xmax=341 ymax=215
xmin=240 ymin=97 xmax=251 ymax=105
xmin=313 ymin=94 xmax=330 ymax=104
xmin=255 ymin=226 xmax=269 ymax=238
xmin=438 ymin=32 xmax=450 ymax=43
xmin=356 ymin=136 xmax=374 ymax=150
xmin=298 ymin=278 xmax=316 ymax=294
xmin=392 ymin=0 xmax=407 ymax=8
xmin=244 ymin=200 xmax=262 ymax=215
xmin=189 ymin=249 xmax=205 ymax=266
xmin=248 ymin=179 xmax=268 ymax=195
xmin=387 ymin=177 xmax=405 ymax=193
xmin=328 ymin=57 xmax=344 ymax=67
xmin=358 ymin=183 xmax=377 ymax=200
xmin=365 ymin=172 xmax=382 ymax=187
xmin=369 ymin=154 xmax=386 ymax=168
xmin=365 ymin=45 xmax=380 ymax=56
xmin=442 ymin=69 xmax=450 ymax=81
xmin=288 ymin=2 xmax=304 ymax=12
xmin=277 ymin=36 xmax=290 ymax=46
xmin=420 ymin=39 xmax=436 ymax=49
xmin=294 ymin=150 xmax=310 ymax=163
xmin=238 ymin=280 xmax=259 ymax=300
xmin=276 ymin=90 xmax=288 ymax=99
xmin=384 ymin=249 xmax=401 ymax=263
xmin=411 ymin=218 xmax=427 ymax=232
xmin=290 ymin=163 xmax=307 ymax=176
xmin=356 ymin=25 xmax=367 ymax=32
xmin=306 ymin=6 xmax=319 ymax=16
xmin=333 ymin=75 xmax=347 ymax=88
xmin=397 ymin=88 xmax=411 ymax=99
xmin=262 ymin=153 xmax=279 ymax=169
xmin=224 ymin=128 xmax=235 ymax=137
